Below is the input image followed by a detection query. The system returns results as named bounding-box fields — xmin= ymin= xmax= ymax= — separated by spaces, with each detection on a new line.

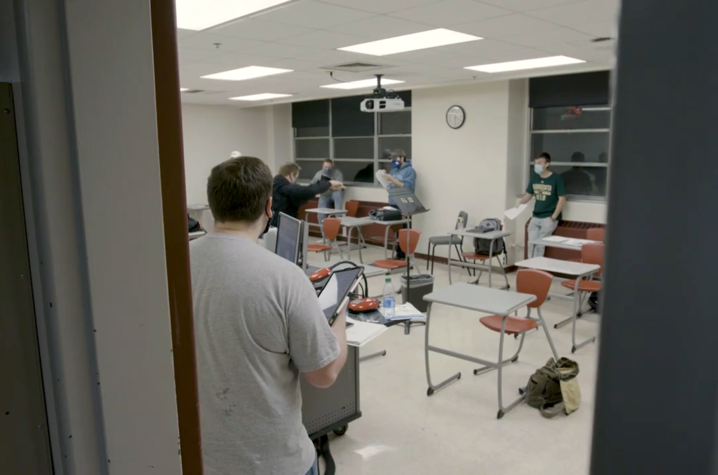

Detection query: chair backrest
xmin=582 ymin=243 xmax=605 ymax=276
xmin=586 ymin=227 xmax=606 ymax=242
xmin=345 ymin=201 xmax=360 ymax=217
xmin=397 ymin=229 xmax=421 ymax=255
xmin=455 ymin=211 xmax=469 ymax=230
xmin=517 ymin=269 xmax=554 ymax=308
xmin=323 ymin=218 xmax=342 ymax=241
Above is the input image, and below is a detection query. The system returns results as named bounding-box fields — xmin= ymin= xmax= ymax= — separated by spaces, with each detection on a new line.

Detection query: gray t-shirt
xmin=190 ymin=234 xmax=339 ymax=475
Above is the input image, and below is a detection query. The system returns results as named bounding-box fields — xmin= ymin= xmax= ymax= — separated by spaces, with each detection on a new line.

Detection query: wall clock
xmin=446 ymin=105 xmax=465 ymax=129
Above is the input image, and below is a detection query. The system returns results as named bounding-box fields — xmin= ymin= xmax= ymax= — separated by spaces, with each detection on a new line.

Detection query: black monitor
xmin=275 ymin=212 xmax=302 ymax=265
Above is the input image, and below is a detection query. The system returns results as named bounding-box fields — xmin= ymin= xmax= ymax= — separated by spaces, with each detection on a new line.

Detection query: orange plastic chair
xmin=374 ymin=229 xmax=420 ymax=270
xmin=476 ymin=269 xmax=559 ymax=418
xmin=561 ymin=243 xmax=604 ymax=292
xmin=307 ymin=218 xmax=343 ymax=261
xmin=345 ymin=201 xmax=360 ymax=218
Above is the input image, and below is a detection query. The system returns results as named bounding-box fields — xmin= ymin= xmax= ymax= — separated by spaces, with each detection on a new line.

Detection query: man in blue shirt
xmin=383 ymin=149 xmax=416 ymax=259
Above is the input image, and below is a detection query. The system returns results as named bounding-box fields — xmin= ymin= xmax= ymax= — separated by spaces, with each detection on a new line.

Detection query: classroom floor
xmin=307 ymin=246 xmax=600 ymax=475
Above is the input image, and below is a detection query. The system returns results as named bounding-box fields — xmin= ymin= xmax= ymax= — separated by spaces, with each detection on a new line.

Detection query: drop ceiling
xmin=178 ymin=0 xmax=619 ymax=106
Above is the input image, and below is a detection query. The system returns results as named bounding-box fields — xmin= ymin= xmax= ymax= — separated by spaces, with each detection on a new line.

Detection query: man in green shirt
xmin=519 ymin=152 xmax=567 ymax=257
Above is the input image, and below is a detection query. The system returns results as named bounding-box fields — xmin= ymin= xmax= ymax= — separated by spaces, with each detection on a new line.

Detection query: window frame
xmin=293 ymin=100 xmax=412 ymax=187
xmin=528 ymin=105 xmax=611 ymax=202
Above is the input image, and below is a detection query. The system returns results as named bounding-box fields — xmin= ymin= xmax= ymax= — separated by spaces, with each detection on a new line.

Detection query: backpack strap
xmin=539 ymin=402 xmax=565 ymax=419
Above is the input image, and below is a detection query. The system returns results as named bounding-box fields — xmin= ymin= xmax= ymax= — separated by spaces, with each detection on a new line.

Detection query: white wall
xmin=411 ymin=81 xmax=513 ymax=259
xmin=181 ymin=104 xmax=272 ymax=206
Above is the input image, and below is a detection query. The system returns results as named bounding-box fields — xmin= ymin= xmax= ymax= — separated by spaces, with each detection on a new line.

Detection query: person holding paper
xmin=271 ymin=162 xmax=343 ymax=227
xmin=382 ymin=149 xmax=416 ymax=259
xmin=311 ymin=159 xmax=344 ymax=223
xmin=191 ymin=156 xmax=348 ymax=475
xmin=519 ymin=152 xmax=567 ymax=257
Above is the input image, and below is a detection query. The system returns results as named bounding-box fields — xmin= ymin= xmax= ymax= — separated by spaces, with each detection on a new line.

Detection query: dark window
xmin=332 ymin=96 xmax=374 ymax=137
xmin=379 ymin=110 xmax=411 ymax=135
xmin=334 ymin=138 xmax=374 ymax=159
xmin=379 ymin=137 xmax=412 ymax=159
xmin=295 ymin=139 xmax=329 ymax=159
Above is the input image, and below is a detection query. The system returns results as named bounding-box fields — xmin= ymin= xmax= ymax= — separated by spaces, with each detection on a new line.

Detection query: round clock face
xmin=446 ymin=105 xmax=465 ymax=129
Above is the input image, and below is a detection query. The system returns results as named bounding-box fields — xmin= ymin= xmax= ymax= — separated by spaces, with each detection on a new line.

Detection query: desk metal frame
xmin=341 ymin=216 xmax=409 ymax=264
xmin=516 ymin=257 xmax=600 ymax=353
xmin=423 ymin=284 xmax=549 ymax=419
xmin=447 ymin=229 xmax=511 ymax=289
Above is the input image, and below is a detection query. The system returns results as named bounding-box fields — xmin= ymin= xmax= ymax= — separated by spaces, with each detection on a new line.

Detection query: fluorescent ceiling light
xmin=338 ymin=28 xmax=481 ymax=56
xmin=180 ymin=88 xmax=190 ymax=92
xmin=176 ymin=0 xmax=293 ymax=31
xmin=465 ymin=55 xmax=585 ymax=73
xmin=230 ymin=93 xmax=293 ymax=101
xmin=321 ymin=78 xmax=405 ymax=90
xmin=202 ymin=66 xmax=293 ymax=81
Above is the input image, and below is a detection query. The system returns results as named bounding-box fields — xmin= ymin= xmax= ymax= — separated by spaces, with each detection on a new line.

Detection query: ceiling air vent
xmin=321 ymin=62 xmax=388 ymax=73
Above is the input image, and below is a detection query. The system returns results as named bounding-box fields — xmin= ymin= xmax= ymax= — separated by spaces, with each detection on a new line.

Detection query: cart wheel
xmin=333 ymin=425 xmax=348 ymax=436
xmin=497 ymin=410 xmax=505 ymax=420
xmin=427 ymin=387 xmax=435 ymax=396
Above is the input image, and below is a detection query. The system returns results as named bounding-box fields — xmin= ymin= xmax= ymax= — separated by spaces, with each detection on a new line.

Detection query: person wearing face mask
xmin=190 ymin=156 xmax=348 ymax=475
xmin=519 ymin=152 xmax=567 ymax=258
xmin=382 ymin=149 xmax=416 ymax=259
xmin=271 ymin=162 xmax=343 ymax=227
xmin=310 ymin=159 xmax=345 ymax=223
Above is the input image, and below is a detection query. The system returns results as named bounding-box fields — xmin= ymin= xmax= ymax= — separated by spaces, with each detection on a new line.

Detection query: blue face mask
xmin=534 ymin=164 xmax=544 ymax=174
xmin=392 ymin=160 xmax=401 ymax=169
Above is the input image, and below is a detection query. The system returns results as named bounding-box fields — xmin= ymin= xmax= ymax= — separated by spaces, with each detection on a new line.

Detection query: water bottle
xmin=383 ymin=278 xmax=396 ymax=319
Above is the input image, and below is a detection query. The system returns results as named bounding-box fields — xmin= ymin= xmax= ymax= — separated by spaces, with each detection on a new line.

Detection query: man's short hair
xmin=278 ymin=162 xmax=300 ymax=177
xmin=538 ymin=152 xmax=551 ymax=162
xmin=323 ymin=158 xmax=334 ymax=165
xmin=207 ymin=156 xmax=272 ymax=223
xmin=390 ymin=149 xmax=407 ymax=160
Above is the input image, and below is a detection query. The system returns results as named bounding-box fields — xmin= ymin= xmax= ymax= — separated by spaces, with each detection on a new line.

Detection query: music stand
xmin=388 ymin=188 xmax=429 ymax=335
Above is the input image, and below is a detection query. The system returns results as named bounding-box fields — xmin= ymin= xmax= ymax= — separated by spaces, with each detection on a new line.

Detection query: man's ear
xmin=266 ymin=197 xmax=273 ymax=217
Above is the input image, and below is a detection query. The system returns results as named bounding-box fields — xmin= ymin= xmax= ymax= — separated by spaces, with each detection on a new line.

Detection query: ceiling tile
xmin=196 ymin=52 xmax=278 ymax=67
xmin=276 ymin=30 xmax=369 ymax=49
xmin=317 ymin=0 xmax=443 ymax=14
xmin=295 ymin=48 xmax=385 ymax=66
xmin=177 ymin=28 xmax=197 ymax=39
xmin=526 ymin=0 xmax=618 ymax=27
xmin=211 ymin=19 xmax=313 ymax=41
xmin=253 ymin=1 xmax=375 ymax=29
xmin=466 ymin=47 xmax=554 ymax=62
xmin=502 ymin=27 xmax=594 ymax=48
xmin=264 ymin=58 xmax=327 ymax=71
xmin=247 ymin=42 xmax=323 ymax=59
xmin=178 ymin=48 xmax=224 ymax=63
xmin=435 ymin=38 xmax=524 ymax=56
xmin=326 ymin=16 xmax=432 ymax=38
xmin=571 ymin=20 xmax=617 ymax=38
xmin=454 ymin=13 xmax=561 ymax=38
xmin=539 ymin=42 xmax=614 ymax=63
xmin=179 ymin=33 xmax=265 ymax=52
xmin=390 ymin=0 xmax=511 ymax=26
xmin=479 ymin=0 xmax=580 ymax=12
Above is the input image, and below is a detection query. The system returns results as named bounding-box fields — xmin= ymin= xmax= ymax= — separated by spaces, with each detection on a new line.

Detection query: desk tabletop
xmin=424 ymin=283 xmax=535 ymax=315
xmin=449 ymin=229 xmax=511 ymax=240
xmin=362 ymin=265 xmax=388 ymax=278
xmin=189 ymin=231 xmax=206 ymax=240
xmin=528 ymin=237 xmax=600 ymax=251
xmin=515 ymin=257 xmax=599 ymax=276
xmin=371 ymin=218 xmax=409 ymax=226
xmin=340 ymin=216 xmax=375 ymax=226
xmin=305 ymin=208 xmax=348 ymax=215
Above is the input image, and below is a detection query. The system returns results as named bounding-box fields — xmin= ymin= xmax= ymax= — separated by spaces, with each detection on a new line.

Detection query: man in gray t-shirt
xmin=191 ymin=156 xmax=348 ymax=475
xmin=310 ymin=159 xmax=344 ymax=223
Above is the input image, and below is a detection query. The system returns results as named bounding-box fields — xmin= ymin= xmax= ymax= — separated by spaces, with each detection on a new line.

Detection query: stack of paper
xmin=543 ymin=236 xmax=569 ymax=243
xmin=380 ymin=303 xmax=426 ymax=323
xmin=565 ymin=238 xmax=598 ymax=246
xmin=375 ymin=170 xmax=392 ymax=189
xmin=503 ymin=204 xmax=528 ymax=220
xmin=346 ymin=318 xmax=389 ymax=347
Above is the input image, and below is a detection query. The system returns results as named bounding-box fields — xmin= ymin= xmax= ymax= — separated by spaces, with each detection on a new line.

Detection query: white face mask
xmin=535 ymin=164 xmax=545 ymax=174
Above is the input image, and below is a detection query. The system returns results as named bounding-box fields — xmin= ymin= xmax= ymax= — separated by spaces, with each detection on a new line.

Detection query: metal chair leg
xmin=426 ymin=243 xmax=431 ymax=270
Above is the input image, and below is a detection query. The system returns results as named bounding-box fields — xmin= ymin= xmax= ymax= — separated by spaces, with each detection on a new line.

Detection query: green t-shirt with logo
xmin=526 ymin=172 xmax=566 ymax=219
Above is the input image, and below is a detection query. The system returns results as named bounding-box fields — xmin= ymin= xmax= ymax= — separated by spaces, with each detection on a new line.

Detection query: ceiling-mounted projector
xmin=360 ymin=74 xmax=404 ymax=113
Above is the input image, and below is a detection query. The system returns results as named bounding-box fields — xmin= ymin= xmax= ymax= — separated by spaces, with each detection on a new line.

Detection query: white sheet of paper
xmin=380 ymin=303 xmax=426 ymax=322
xmin=503 ymin=204 xmax=528 ymax=220
xmin=565 ymin=238 xmax=598 ymax=246
xmin=375 ymin=170 xmax=392 ymax=189
xmin=345 ymin=317 xmax=389 ymax=347
xmin=543 ymin=236 xmax=569 ymax=243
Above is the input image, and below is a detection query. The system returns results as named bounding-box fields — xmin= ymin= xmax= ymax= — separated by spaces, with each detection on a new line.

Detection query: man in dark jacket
xmin=271 ymin=163 xmax=343 ymax=227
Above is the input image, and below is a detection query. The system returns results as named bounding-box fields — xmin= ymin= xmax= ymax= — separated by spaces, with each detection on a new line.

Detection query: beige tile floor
xmin=307 ymin=247 xmax=600 ymax=475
